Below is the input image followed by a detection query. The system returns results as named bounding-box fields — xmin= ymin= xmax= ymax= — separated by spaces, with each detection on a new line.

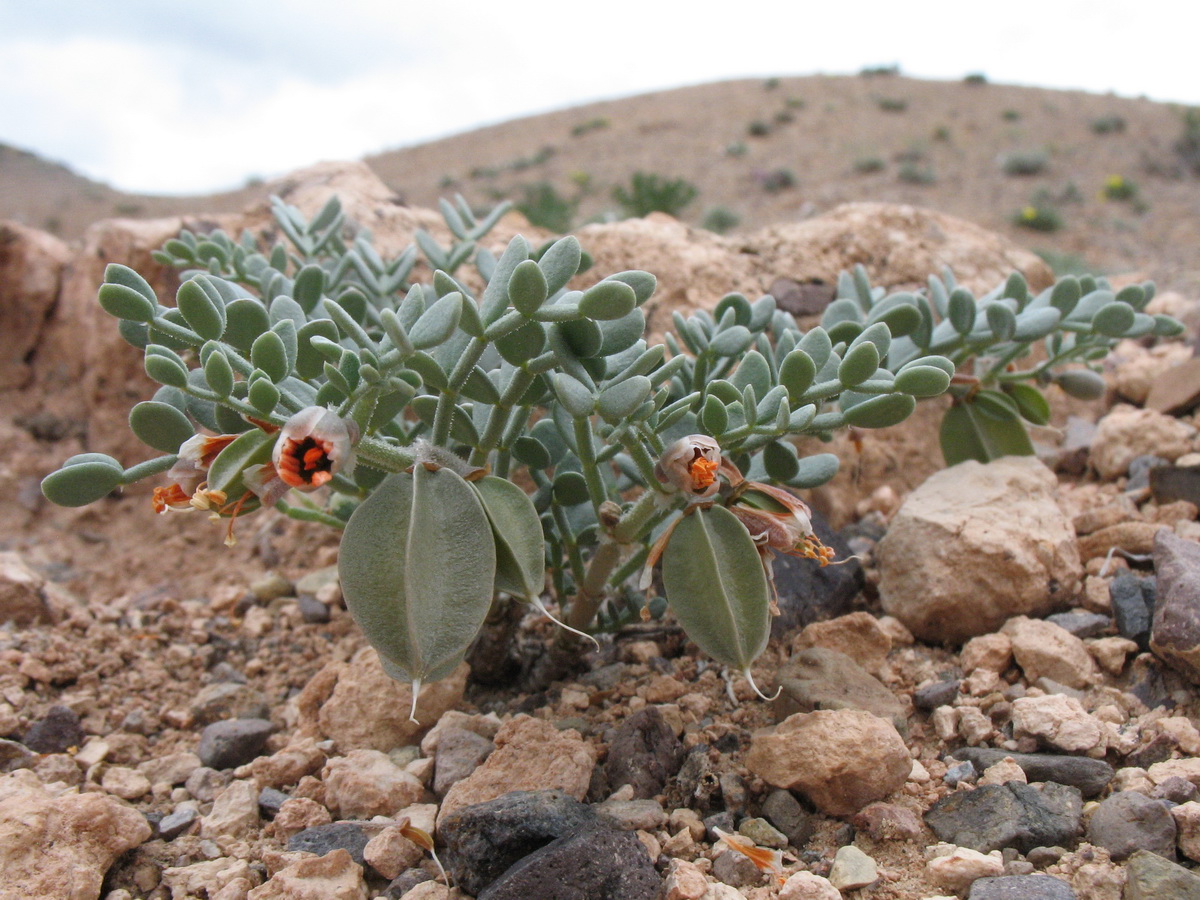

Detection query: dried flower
xmin=655 ymin=434 xmax=725 ymax=499
xmin=151 ymin=433 xmax=238 ymax=514
xmin=712 ymin=827 xmax=787 ymax=886
xmin=273 ymin=407 xmax=359 ymax=490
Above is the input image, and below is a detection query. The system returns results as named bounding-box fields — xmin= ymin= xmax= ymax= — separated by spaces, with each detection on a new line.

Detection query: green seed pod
xmin=175 ymin=278 xmax=227 ymax=341
xmin=661 ymin=506 xmax=772 ymax=693
xmin=893 ymin=365 xmax=951 ymax=398
xmin=597 ymin=376 xmax=652 ymax=423
xmin=339 ymin=466 xmax=496 ymax=719
xmin=1055 ymin=368 xmax=1107 ymax=400
xmin=129 ymin=401 xmax=194 ymax=453
xmin=579 ymin=280 xmax=637 ymax=321
xmin=509 ymin=258 xmax=549 ymax=317
xmin=41 ymin=453 xmax=126 ymax=507
xmin=841 ymin=393 xmax=916 ymax=429
xmin=409 ymin=292 xmax=463 ymax=349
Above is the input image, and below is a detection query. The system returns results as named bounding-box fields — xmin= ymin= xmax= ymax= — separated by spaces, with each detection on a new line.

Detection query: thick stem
xmin=354 ymin=435 xmax=415 ymax=473
xmin=571 ymin=417 xmax=608 ymax=516
xmin=567 ymin=539 xmax=622 ymax=631
xmin=432 ymin=337 xmax=486 ymax=445
xmin=276 ymin=502 xmax=346 ymax=529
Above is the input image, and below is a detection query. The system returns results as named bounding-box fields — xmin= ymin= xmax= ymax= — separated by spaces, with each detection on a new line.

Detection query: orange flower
xmin=655 ymin=435 xmax=724 ymax=499
xmin=713 ymin=827 xmax=787 ymax=886
xmin=151 ymin=433 xmax=239 ymax=514
xmin=272 ymin=407 xmax=359 ymax=491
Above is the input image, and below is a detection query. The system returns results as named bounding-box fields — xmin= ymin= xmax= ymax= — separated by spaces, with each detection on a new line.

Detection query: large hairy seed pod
xmin=339 ymin=465 xmax=496 ymax=721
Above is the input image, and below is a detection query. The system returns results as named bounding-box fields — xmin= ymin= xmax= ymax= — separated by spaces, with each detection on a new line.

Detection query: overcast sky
xmin=1 ymin=1 xmax=1195 ymax=195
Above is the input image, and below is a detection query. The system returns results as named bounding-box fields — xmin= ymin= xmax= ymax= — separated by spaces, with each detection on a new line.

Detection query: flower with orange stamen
xmin=655 ymin=435 xmax=724 ymax=500
xmin=272 ymin=407 xmax=359 ymax=491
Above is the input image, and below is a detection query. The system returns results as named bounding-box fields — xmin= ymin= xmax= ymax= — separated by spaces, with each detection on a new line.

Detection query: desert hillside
xmin=4 ymin=73 xmax=1199 ymax=296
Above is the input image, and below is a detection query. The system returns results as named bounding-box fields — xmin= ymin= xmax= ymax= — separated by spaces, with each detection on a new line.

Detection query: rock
xmin=138 ymin=750 xmax=202 ymax=787
xmin=1123 ymin=848 xmax=1200 ymax=900
xmin=296 ymin=648 xmax=467 ymax=752
xmin=1172 ymin=801 xmax=1200 ymax=862
xmin=924 ymin=782 xmax=1083 ymax=853
xmin=473 ymin=820 xmax=660 ymax=900
xmin=1090 ymin=405 xmax=1196 ymax=479
xmin=1089 ymin=636 xmax=1141 ymax=675
xmin=190 ymin=682 xmax=271 ymax=725
xmin=927 ymin=846 xmax=1005 ymax=895
xmin=185 ymin=766 xmax=228 ymax=802
xmin=273 ymin=797 xmax=332 ymax=842
xmin=432 ymin=727 xmax=494 ymax=797
xmin=779 ymin=871 xmax=841 ymax=900
xmin=914 ymin=679 xmax=961 ymax=710
xmin=768 ymin=519 xmax=865 ymax=638
xmin=158 ymin=806 xmax=199 ymax=839
xmin=1151 ymin=464 xmax=1200 ymax=507
xmin=248 ymin=848 xmax=368 ymax=900
xmin=0 ymin=223 xmax=71 ymax=390
xmin=295 ymin=594 xmax=331 ymax=624
xmin=712 ymin=844 xmax=761 ymax=887
xmin=828 ymin=845 xmax=877 ymax=890
xmin=792 ymin=612 xmax=890 ymax=675
xmin=1146 ymin=358 xmax=1200 ymax=415
xmin=1111 ymin=572 xmax=1156 ymax=649
xmin=851 ymin=802 xmax=923 ymax=840
xmin=1151 ymin=530 xmax=1200 ymax=683
xmin=962 ymin=634 xmax=1013 ymax=673
xmin=323 ymin=749 xmax=424 ymax=819
xmin=1002 ymin=617 xmax=1096 ymax=689
xmin=439 ymin=789 xmax=600 ymax=896
xmin=967 ymin=873 xmax=1077 ymax=899
xmin=1085 ymin=791 xmax=1176 ymax=861
xmin=197 ymin=718 xmax=274 ymax=770
xmin=948 ymin=749 xmax=1113 ymax=798
xmin=1010 ymin=695 xmax=1104 ymax=753
xmin=1045 ymin=611 xmax=1110 ymax=639
xmin=0 ymin=553 xmax=67 ymax=627
xmin=0 ymin=772 xmax=151 ymax=898
xmin=746 ymin=709 xmax=911 ymax=816
xmin=877 ymin=458 xmax=1081 ymax=643
xmin=773 ymin=647 xmax=908 ymax=731
xmin=362 ymin=825 xmax=424 ymax=880
xmin=1127 ymin=454 xmax=1171 ymax=491
xmin=737 ymin=816 xmax=788 ymax=849
xmin=22 ymin=704 xmax=84 ymax=754
xmin=437 ymin=716 xmax=596 ymax=828
xmin=161 ymin=858 xmax=255 ymax=900
xmin=201 ymin=780 xmax=261 ymax=840
xmin=1077 ymin=522 xmax=1169 ymax=561
xmin=603 ymin=707 xmax=684 ymax=799
xmin=761 ymin=789 xmax=814 ymax=847
xmin=662 ymin=859 xmax=709 ymax=900
xmin=100 ymin=765 xmax=151 ymax=800
xmin=287 ymin=823 xmax=371 ymax=866
xmin=239 ymin=738 xmax=327 ymax=789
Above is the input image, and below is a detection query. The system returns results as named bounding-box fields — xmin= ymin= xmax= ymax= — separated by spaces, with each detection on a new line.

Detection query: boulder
xmin=0 ymin=221 xmax=70 ymax=390
xmin=1090 ymin=405 xmax=1195 ymax=480
xmin=1151 ymin=530 xmax=1200 ymax=684
xmin=877 ymin=457 xmax=1081 ymax=643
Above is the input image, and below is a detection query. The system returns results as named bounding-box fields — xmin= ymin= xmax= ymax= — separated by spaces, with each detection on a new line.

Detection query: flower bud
xmin=273 ymin=407 xmax=359 ymax=491
xmin=655 ymin=434 xmax=723 ymax=499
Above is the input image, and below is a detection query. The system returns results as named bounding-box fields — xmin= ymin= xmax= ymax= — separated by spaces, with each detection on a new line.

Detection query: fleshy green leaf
xmin=1005 ymin=383 xmax=1051 ymax=426
xmin=597 ymin=376 xmax=652 ymax=423
xmin=129 ymin=401 xmax=194 ymax=453
xmin=176 ymin=278 xmax=227 ymax=340
xmin=893 ymin=365 xmax=951 ymax=398
xmin=41 ymin=454 xmax=126 ymax=507
xmin=841 ymin=393 xmax=916 ymax=428
xmin=579 ymin=280 xmax=638 ymax=321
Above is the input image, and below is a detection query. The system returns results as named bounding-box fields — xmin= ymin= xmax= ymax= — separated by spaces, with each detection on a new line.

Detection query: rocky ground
xmin=4 ymin=164 xmax=1200 ymax=899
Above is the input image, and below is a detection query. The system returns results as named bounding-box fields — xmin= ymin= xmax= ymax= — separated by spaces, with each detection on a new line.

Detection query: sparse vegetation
xmin=725 ymin=141 xmax=748 ymax=158
xmin=701 ymin=205 xmax=740 ymax=234
xmin=1001 ymin=151 xmax=1050 ymax=176
xmin=860 ymin=64 xmax=900 ymax=77
xmin=875 ymin=96 xmax=908 ymax=113
xmin=1102 ymin=174 xmax=1138 ymax=201
xmin=898 ymin=163 xmax=936 ymax=185
xmin=570 ymin=117 xmax=609 ymax=137
xmin=853 ymin=156 xmax=886 ymax=175
xmin=1002 ymin=109 xmax=1021 ymax=121
xmin=612 ymin=172 xmax=698 ymax=219
xmin=759 ymin=169 xmax=796 ymax=194
xmin=963 ymin=73 xmax=988 ymax=85
xmin=1174 ymin=107 xmax=1200 ymax=175
xmin=747 ymin=120 xmax=771 ymax=138
xmin=515 ymin=182 xmax=577 ymax=233
xmin=1091 ymin=115 xmax=1126 ymax=135
xmin=1014 ymin=203 xmax=1062 ymax=232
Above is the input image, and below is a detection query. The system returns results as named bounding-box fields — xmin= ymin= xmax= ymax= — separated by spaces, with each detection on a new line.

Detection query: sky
xmin=1 ymin=1 xmax=1196 ymax=195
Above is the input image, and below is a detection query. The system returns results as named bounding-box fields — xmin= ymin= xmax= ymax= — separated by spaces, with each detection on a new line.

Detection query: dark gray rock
xmin=1111 ymin=571 xmax=1156 ymax=650
xmin=157 ymin=806 xmax=199 ymax=840
xmin=770 ymin=513 xmax=863 ymax=639
xmin=925 ymin=782 xmax=1082 ymax=853
xmin=666 ymin=746 xmax=722 ymax=816
xmin=1124 ymin=849 xmax=1200 ymax=900
xmin=1085 ymin=791 xmax=1176 ymax=861
xmin=258 ymin=786 xmax=289 ymax=818
xmin=944 ymin=761 xmax=977 ymax=787
xmin=718 ymin=772 xmax=749 ymax=815
xmin=1151 ymin=464 xmax=1200 ymax=507
xmin=603 ymin=707 xmax=684 ymax=800
xmin=0 ymin=738 xmax=36 ymax=772
xmin=949 ymin=749 xmax=1113 ymax=798
xmin=761 ymin=789 xmax=814 ymax=847
xmin=295 ymin=593 xmax=331 ymax=624
xmin=1152 ymin=530 xmax=1200 ymax=683
xmin=1152 ymin=775 xmax=1199 ymax=804
xmin=1128 ymin=455 xmax=1171 ymax=490
xmin=703 ymin=811 xmax=737 ymax=843
xmin=22 ymin=705 xmax=84 ymax=754
xmin=383 ymin=870 xmax=432 ymax=899
xmin=712 ymin=844 xmax=761 ymax=887
xmin=1045 ymin=611 xmax=1110 ymax=639
xmin=288 ymin=822 xmax=370 ymax=865
xmin=1126 ymin=733 xmax=1176 ymax=770
xmin=914 ymin=679 xmax=961 ymax=711
xmin=196 ymin=718 xmax=274 ymax=770
xmin=439 ymin=790 xmax=600 ymax=896
xmin=774 ymin=647 xmax=907 ymax=732
xmin=476 ymin=821 xmax=660 ymax=900
xmin=968 ymin=873 xmax=1077 ymax=899
xmin=433 ymin=727 xmax=494 ymax=796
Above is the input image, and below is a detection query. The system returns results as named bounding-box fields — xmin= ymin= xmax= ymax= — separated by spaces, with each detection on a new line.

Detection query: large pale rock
xmin=792 ymin=611 xmax=891 ymax=675
xmin=745 ymin=709 xmax=910 ymax=816
xmin=322 ymin=749 xmax=424 ymax=819
xmin=247 ymin=848 xmax=368 ymax=900
xmin=0 ymin=221 xmax=70 ymax=390
xmin=926 ymin=846 xmax=1004 ymax=894
xmin=1151 ymin=530 xmax=1200 ymax=684
xmin=1011 ymin=695 xmax=1105 ymax=753
xmin=292 ymin=647 xmax=467 ymax=752
xmin=436 ymin=715 xmax=597 ymax=828
xmin=1002 ymin=616 xmax=1096 ymax=688
xmin=200 ymin=780 xmax=261 ymax=839
xmin=1090 ymin=405 xmax=1196 ymax=479
xmin=877 ymin=457 xmax=1082 ymax=643
xmin=0 ymin=772 xmax=151 ymax=899
xmin=0 ymin=551 xmax=67 ymax=626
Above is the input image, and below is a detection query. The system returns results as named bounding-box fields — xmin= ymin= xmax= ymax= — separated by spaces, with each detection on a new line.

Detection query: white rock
xmin=362 ymin=826 xmax=423 ymax=880
xmin=926 ymin=846 xmax=1004 ymax=894
xmin=957 ymin=707 xmax=994 ymax=746
xmin=101 ymin=766 xmax=151 ymax=801
xmin=961 ymin=633 xmax=1013 ymax=673
xmin=1011 ymin=695 xmax=1105 ymax=753
xmin=877 ymin=458 xmax=1081 ymax=643
xmin=1002 ymin=616 xmax=1096 ymax=689
xmin=1149 ymin=758 xmax=1200 ymax=788
xmin=778 ymin=871 xmax=841 ymax=900
xmin=1155 ymin=716 xmax=1200 ymax=755
xmin=1087 ymin=636 xmax=1140 ymax=675
xmin=663 ymin=858 xmax=709 ymax=900
xmin=1172 ymin=800 xmax=1200 ymax=862
xmin=323 ymin=749 xmax=424 ymax=819
xmin=979 ymin=757 xmax=1028 ymax=787
xmin=247 ymin=848 xmax=367 ymax=899
xmin=1091 ymin=404 xmax=1195 ymax=478
xmin=828 ymin=845 xmax=878 ymax=890
xmin=201 ymin=780 xmax=260 ymax=840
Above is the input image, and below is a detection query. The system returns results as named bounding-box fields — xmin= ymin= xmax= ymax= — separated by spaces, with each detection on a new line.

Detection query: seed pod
xmin=339 ymin=465 xmax=497 ymax=720
xmin=661 ymin=505 xmax=773 ymax=695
